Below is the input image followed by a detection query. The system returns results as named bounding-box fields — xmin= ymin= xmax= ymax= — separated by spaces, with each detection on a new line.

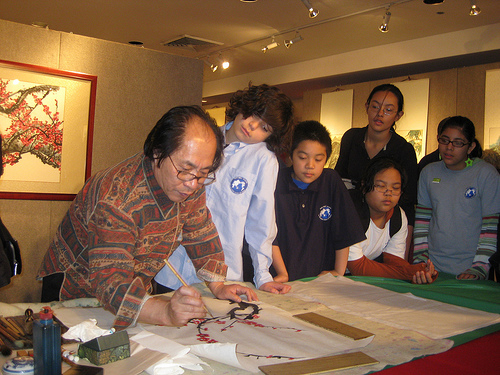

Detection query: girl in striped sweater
xmin=414 ymin=116 xmax=500 ymax=279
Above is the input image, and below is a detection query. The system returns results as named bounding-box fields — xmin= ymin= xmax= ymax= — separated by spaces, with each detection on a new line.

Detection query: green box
xmin=78 ymin=330 xmax=130 ymax=365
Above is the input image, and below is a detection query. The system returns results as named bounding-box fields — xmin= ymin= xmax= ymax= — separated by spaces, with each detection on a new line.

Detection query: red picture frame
xmin=0 ymin=59 xmax=96 ymax=200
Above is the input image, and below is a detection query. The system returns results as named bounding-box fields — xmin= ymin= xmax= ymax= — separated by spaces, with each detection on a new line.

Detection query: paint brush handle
xmin=163 ymin=258 xmax=189 ymax=287
xmin=163 ymin=258 xmax=214 ymax=318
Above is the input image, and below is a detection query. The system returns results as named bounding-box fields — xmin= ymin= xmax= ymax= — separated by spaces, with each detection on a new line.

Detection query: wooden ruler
xmin=293 ymin=312 xmax=373 ymax=340
xmin=259 ymin=351 xmax=378 ymax=375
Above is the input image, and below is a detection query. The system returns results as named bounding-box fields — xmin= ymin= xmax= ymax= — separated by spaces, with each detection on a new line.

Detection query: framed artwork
xmin=485 ymin=69 xmax=500 ymax=151
xmin=392 ymin=79 xmax=429 ymax=162
xmin=0 ymin=59 xmax=97 ymax=200
xmin=320 ymin=89 xmax=354 ymax=169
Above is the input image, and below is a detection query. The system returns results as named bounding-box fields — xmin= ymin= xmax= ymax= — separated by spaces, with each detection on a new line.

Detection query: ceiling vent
xmin=160 ymin=34 xmax=223 ymax=52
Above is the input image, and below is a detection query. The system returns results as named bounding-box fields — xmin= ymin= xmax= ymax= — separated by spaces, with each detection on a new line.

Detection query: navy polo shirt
xmin=274 ymin=166 xmax=366 ymax=281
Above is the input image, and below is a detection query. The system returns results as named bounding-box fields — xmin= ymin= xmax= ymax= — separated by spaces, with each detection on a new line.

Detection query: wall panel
xmin=0 ymin=20 xmax=203 ymax=302
xmin=303 ymin=63 xmax=500 ymax=157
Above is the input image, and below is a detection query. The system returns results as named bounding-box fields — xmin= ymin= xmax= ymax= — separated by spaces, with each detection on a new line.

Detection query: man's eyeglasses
xmin=168 ymin=155 xmax=215 ymax=186
xmin=368 ymin=104 xmax=397 ymax=116
xmin=373 ymin=184 xmax=402 ymax=196
xmin=437 ymin=137 xmax=470 ymax=148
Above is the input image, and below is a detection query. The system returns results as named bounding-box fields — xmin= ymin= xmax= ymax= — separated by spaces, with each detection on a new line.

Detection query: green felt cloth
xmin=347 ymin=273 xmax=500 ymax=313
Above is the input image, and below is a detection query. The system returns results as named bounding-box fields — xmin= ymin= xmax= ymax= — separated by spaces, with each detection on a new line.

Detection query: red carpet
xmin=376 ymin=330 xmax=500 ymax=374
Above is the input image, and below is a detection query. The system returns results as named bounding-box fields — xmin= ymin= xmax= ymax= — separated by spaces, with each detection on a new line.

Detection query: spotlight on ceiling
xmin=301 ymin=0 xmax=319 ymax=18
xmin=284 ymin=32 xmax=304 ymax=49
xmin=218 ymin=55 xmax=230 ymax=70
xmin=262 ymin=37 xmax=279 ymax=53
xmin=203 ymin=59 xmax=218 ymax=73
xmin=378 ymin=7 xmax=391 ymax=33
xmin=469 ymin=0 xmax=481 ymax=15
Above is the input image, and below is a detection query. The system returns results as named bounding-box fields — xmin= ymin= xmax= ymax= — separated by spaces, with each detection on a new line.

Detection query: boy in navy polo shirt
xmin=272 ymin=121 xmax=365 ymax=282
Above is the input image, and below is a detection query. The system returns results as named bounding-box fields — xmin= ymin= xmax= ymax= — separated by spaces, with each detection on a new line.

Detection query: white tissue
xmin=190 ymin=343 xmax=241 ymax=369
xmin=146 ymin=361 xmax=185 ymax=375
xmin=62 ymin=319 xmax=115 ymax=342
xmin=131 ymin=331 xmax=207 ymax=374
xmin=145 ymin=354 xmax=206 ymax=375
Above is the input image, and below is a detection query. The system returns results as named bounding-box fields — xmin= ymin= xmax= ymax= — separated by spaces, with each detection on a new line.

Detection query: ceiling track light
xmin=262 ymin=37 xmax=279 ymax=53
xmin=284 ymin=32 xmax=304 ymax=49
xmin=469 ymin=0 xmax=481 ymax=16
xmin=300 ymin=0 xmax=319 ymax=18
xmin=218 ymin=54 xmax=230 ymax=70
xmin=203 ymin=59 xmax=218 ymax=73
xmin=208 ymin=0 xmax=414 ymax=64
xmin=378 ymin=7 xmax=391 ymax=33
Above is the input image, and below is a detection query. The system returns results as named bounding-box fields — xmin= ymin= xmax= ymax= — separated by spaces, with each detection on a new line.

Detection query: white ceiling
xmin=1 ymin=0 xmax=499 ymax=98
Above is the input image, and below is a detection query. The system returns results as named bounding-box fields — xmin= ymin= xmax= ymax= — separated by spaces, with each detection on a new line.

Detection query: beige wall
xmin=0 ymin=20 xmax=203 ymax=302
xmin=303 ymin=62 xmax=500 ymax=156
xmin=1 ymin=18 xmax=497 ymax=303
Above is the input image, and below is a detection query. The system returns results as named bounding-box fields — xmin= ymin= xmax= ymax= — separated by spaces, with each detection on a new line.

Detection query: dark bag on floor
xmin=0 ymin=217 xmax=22 ymax=288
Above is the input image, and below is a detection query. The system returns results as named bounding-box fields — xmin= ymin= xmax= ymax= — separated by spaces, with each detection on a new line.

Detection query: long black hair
xmin=366 ymin=84 xmax=404 ymax=131
xmin=438 ymin=116 xmax=482 ymax=158
xmin=366 ymin=84 xmax=404 ymax=112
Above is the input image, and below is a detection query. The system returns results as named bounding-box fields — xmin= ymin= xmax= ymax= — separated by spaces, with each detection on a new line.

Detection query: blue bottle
xmin=33 ymin=307 xmax=61 ymax=375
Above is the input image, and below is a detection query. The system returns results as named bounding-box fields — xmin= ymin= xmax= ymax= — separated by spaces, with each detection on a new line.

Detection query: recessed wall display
xmin=485 ymin=69 xmax=500 ymax=152
xmin=320 ymin=89 xmax=353 ymax=168
xmin=392 ymin=78 xmax=429 ymax=162
xmin=0 ymin=60 xmax=97 ymax=200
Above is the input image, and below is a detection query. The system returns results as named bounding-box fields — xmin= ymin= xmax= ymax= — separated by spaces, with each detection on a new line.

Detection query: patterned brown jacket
xmin=38 ymin=153 xmax=226 ymax=329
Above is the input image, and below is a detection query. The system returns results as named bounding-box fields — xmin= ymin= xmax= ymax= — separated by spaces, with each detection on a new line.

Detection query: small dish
xmin=2 ymin=356 xmax=34 ymax=375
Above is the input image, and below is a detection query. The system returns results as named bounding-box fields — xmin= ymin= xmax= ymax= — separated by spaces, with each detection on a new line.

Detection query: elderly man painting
xmin=38 ymin=105 xmax=257 ymax=329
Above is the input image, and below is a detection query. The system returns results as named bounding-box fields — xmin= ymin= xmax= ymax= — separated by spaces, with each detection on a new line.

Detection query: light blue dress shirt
xmin=155 ymin=121 xmax=278 ymax=289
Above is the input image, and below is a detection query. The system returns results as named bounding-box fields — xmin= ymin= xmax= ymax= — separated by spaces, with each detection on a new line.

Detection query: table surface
xmin=1 ymin=274 xmax=498 ymax=374
xmin=345 ymin=273 xmax=500 ymax=374
xmin=347 ymin=273 xmax=500 ymax=346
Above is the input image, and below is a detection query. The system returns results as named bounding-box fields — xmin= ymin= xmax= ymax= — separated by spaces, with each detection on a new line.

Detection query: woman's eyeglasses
xmin=437 ymin=137 xmax=470 ymax=148
xmin=368 ymin=104 xmax=396 ymax=116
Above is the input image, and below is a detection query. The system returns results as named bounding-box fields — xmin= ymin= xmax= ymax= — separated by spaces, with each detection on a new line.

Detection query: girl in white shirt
xmin=347 ymin=158 xmax=436 ymax=284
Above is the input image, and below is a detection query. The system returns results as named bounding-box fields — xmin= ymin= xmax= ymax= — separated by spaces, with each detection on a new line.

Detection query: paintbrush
xmin=163 ymin=258 xmax=214 ymax=318
xmin=0 ymin=317 xmax=21 ymax=337
xmin=0 ymin=320 xmax=18 ymax=341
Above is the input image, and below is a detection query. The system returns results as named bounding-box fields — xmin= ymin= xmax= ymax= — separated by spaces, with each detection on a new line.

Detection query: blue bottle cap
xmin=2 ymin=356 xmax=34 ymax=375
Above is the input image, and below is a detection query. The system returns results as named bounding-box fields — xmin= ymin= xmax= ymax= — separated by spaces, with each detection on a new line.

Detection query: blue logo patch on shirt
xmin=318 ymin=206 xmax=332 ymax=221
xmin=230 ymin=177 xmax=248 ymax=194
xmin=464 ymin=187 xmax=476 ymax=198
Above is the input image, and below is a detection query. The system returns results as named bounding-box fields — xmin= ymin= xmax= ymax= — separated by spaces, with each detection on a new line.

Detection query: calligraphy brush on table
xmin=163 ymin=258 xmax=214 ymax=318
